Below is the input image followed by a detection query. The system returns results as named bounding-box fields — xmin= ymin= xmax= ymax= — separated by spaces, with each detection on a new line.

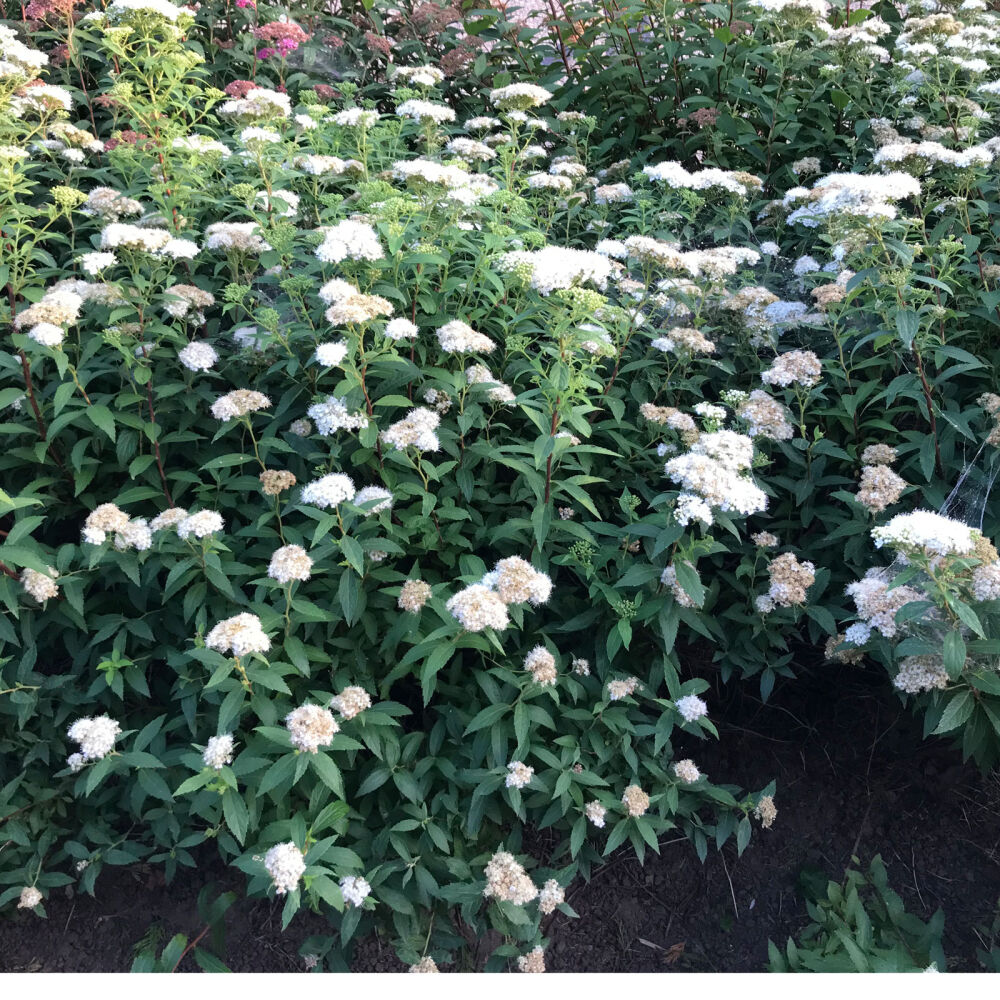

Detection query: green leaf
xmin=942 ymin=631 xmax=966 ymax=680
xmin=222 ymin=789 xmax=249 ymax=844
xmin=932 ymin=690 xmax=974 ymax=734
xmin=86 ymin=404 xmax=116 ymax=442
xmin=464 ymin=702 xmax=509 ymax=735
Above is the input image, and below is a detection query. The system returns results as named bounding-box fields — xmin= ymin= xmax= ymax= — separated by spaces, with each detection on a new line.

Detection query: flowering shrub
xmin=3 ymin=0 xmax=1000 ymax=974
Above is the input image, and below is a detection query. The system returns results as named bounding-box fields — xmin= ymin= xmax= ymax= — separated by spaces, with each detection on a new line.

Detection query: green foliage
xmin=768 ymin=856 xmax=946 ymax=973
xmin=2 ymin=0 xmax=1000 ymax=974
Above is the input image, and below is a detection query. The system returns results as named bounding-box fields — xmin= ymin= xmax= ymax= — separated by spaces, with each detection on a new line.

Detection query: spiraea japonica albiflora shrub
xmin=0 ymin=1 xmax=779 ymax=972
xmin=6 ymin=0 xmax=1000 ymax=973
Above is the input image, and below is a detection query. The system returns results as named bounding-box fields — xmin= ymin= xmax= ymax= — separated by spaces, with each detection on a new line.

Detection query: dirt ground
xmin=2 ymin=663 xmax=999 ymax=973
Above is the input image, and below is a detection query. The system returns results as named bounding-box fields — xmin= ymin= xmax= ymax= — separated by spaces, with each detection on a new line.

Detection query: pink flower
xmin=235 ymin=0 xmax=255 ymax=7
xmin=256 ymin=46 xmax=275 ymax=59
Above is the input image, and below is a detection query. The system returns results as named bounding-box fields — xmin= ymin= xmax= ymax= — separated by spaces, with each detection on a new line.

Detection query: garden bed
xmin=3 ymin=663 xmax=996 ymax=973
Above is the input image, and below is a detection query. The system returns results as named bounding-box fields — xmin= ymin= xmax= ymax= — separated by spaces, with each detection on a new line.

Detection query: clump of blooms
xmin=737 ymin=390 xmax=794 ymax=440
xmin=585 ymin=801 xmax=606 ymax=827
xmin=972 ymin=561 xmax=1000 ymax=601
xmin=301 ymin=474 xmax=356 ymax=508
xmin=82 ymin=503 xmax=129 ymax=544
xmin=447 ymin=584 xmax=509 ymax=632
xmin=517 ymin=947 xmax=546 ymax=973
xmin=491 ymin=556 xmax=553 ymax=606
xmin=286 ymin=704 xmax=338 ymax=753
xmin=20 ymin=567 xmax=58 ymax=603
xmin=308 ymin=396 xmax=370 ymax=436
xmin=675 ymin=694 xmax=708 ymax=723
xmin=894 ymin=655 xmax=949 ymax=694
xmin=409 ymin=957 xmax=439 ymax=973
xmin=754 ymin=795 xmax=778 ymax=829
xmin=219 ymin=86 xmax=291 ymax=121
xmin=621 ymin=784 xmax=650 ymax=817
xmin=483 ymin=850 xmax=538 ymax=904
xmin=339 ymin=875 xmax=371 ymax=908
xmin=673 ymin=759 xmax=701 ymax=784
xmin=858 ymin=464 xmax=907 ymax=513
xmin=824 ymin=633 xmax=866 ymax=665
xmin=757 ymin=552 xmax=816 ymax=612
xmin=661 ymin=564 xmax=700 ymax=608
xmin=384 ymin=318 xmax=419 ymax=341
xmin=268 ymin=544 xmax=313 ymax=583
xmin=643 ymin=160 xmax=762 ymax=197
xmin=397 ymin=99 xmax=456 ymax=124
xmin=331 ymin=686 xmax=371 ymax=720
xmin=861 ymin=443 xmax=898 ymax=465
xmin=205 ymin=613 xmax=271 ymax=657
xmin=760 ymin=350 xmax=822 ymax=388
xmin=665 ymin=430 xmax=767 ymax=525
xmin=67 ymin=715 xmax=120 ymax=765
xmin=523 ymin=646 xmax=558 ymax=686
xmin=354 ymin=486 xmax=393 ymax=514
xmin=498 ymin=246 xmax=612 ymax=295
xmin=177 ymin=510 xmax=224 ymax=540
xmin=178 ymin=342 xmax=218 ymax=372
xmin=260 ymin=469 xmax=296 ymax=496
xmin=380 ymin=407 xmax=441 ymax=451
xmin=505 ymin=760 xmax=534 ymax=788
xmin=18 ymin=887 xmax=42 ymax=910
xmin=538 ymin=879 xmax=565 ymax=915
xmin=466 ymin=364 xmax=515 ymax=403
xmin=315 ymin=220 xmax=384 ymax=263
xmin=436 ymin=320 xmax=496 ymax=354
xmin=872 ymin=510 xmax=976 ymax=557
xmin=204 ymin=222 xmax=271 ymax=254
xmin=398 ymin=579 xmax=433 ymax=612
xmin=607 ymin=676 xmax=640 ymax=700
xmin=489 ymin=83 xmax=552 ymax=111
xmin=315 ymin=342 xmax=348 ymax=367
xmin=264 ymin=842 xmax=306 ymax=894
xmin=571 ymin=656 xmax=590 ymax=676
xmin=210 ymin=389 xmax=271 ymax=421
xmin=845 ymin=569 xmax=925 ymax=640
xmin=203 ymin=734 xmax=235 ymax=770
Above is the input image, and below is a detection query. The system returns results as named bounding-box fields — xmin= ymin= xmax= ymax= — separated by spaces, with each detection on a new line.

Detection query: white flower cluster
xmin=505 ymin=760 xmax=534 ymax=788
xmin=339 ymin=875 xmax=371 ymax=907
xmin=482 ymin=850 xmax=538 ymax=904
xmin=219 ymin=87 xmax=291 ymax=121
xmin=396 ymin=99 xmax=456 ymax=124
xmin=498 ymin=246 xmax=612 ymax=295
xmin=205 ymin=613 xmax=271 ymax=657
xmin=783 ymin=171 xmax=921 ymax=227
xmin=331 ymin=686 xmax=372 ymax=719
xmin=675 ymin=694 xmax=708 ymax=723
xmin=642 ymin=160 xmax=761 ymax=197
xmin=268 ymin=544 xmax=313 ymax=583
xmin=264 ymin=842 xmax=306 ymax=894
xmin=286 ymin=703 xmax=339 ymax=753
xmin=67 ymin=715 xmax=121 ymax=769
xmin=436 ymin=320 xmax=496 ymax=353
xmin=301 ymin=473 xmax=356 ymax=508
xmin=20 ymin=567 xmax=58 ymax=603
xmin=380 ymin=407 xmax=441 ymax=452
xmin=872 ymin=510 xmax=976 ymax=557
xmin=665 ymin=430 xmax=767 ymax=525
xmin=203 ymin=734 xmax=235 ymax=770
xmin=447 ymin=556 xmax=552 ymax=632
xmin=315 ymin=220 xmax=384 ymax=263
xmin=307 ymin=396 xmax=369 ymax=436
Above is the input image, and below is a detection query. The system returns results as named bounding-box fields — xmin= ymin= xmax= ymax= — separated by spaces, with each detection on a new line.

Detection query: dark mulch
xmin=2 ymin=663 xmax=998 ymax=973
